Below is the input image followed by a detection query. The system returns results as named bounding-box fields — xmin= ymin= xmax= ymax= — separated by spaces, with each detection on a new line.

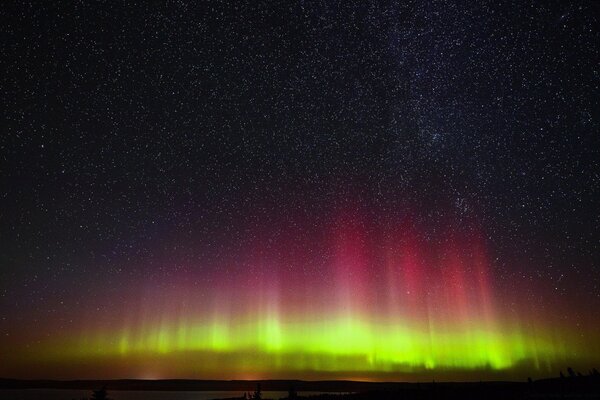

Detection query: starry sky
xmin=1 ymin=1 xmax=599 ymax=381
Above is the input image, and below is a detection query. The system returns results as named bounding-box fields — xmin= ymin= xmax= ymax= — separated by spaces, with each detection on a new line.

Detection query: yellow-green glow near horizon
xmin=65 ymin=317 xmax=565 ymax=372
xmin=22 ymin=305 xmax=584 ymax=382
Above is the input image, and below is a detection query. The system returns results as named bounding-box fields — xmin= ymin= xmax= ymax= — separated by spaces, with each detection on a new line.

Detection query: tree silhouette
xmin=288 ymin=384 xmax=298 ymax=399
xmin=91 ymin=386 xmax=109 ymax=400
xmin=253 ymin=382 xmax=262 ymax=400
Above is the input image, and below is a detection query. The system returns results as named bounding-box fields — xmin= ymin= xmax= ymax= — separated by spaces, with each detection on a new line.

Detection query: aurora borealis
xmin=2 ymin=208 xmax=598 ymax=380
xmin=2 ymin=1 xmax=600 ymax=382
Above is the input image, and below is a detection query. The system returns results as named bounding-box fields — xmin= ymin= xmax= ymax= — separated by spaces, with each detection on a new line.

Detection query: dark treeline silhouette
xmin=69 ymin=386 xmax=111 ymax=400
xmin=215 ymin=370 xmax=600 ymax=400
xmin=3 ymin=369 xmax=600 ymax=400
xmin=90 ymin=386 xmax=110 ymax=400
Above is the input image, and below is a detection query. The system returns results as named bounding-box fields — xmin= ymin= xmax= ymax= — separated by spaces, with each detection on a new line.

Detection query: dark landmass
xmin=2 ymin=375 xmax=600 ymax=399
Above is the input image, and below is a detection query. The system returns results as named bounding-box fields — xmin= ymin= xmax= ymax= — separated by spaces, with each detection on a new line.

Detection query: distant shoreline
xmin=3 ymin=376 xmax=600 ymax=400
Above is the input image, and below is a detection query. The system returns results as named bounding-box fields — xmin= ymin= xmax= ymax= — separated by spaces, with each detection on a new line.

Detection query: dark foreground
xmin=2 ymin=375 xmax=600 ymax=399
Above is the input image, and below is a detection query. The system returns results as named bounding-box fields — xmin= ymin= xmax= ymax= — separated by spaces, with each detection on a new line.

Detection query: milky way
xmin=1 ymin=1 xmax=599 ymax=380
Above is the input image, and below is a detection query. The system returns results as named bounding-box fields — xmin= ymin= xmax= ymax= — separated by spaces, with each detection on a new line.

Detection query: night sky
xmin=1 ymin=1 xmax=599 ymax=380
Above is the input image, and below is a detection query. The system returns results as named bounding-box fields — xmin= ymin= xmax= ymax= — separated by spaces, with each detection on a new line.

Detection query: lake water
xmin=0 ymin=389 xmax=336 ymax=400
